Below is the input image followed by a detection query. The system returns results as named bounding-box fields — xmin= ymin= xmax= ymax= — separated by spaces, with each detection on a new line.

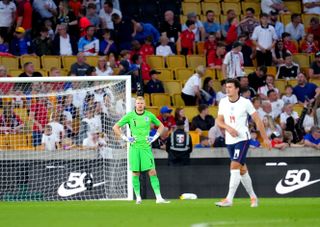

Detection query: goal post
xmin=0 ymin=76 xmax=133 ymax=201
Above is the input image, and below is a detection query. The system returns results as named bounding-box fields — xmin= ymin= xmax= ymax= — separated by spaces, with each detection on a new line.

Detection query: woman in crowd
xmin=174 ymin=108 xmax=189 ymax=132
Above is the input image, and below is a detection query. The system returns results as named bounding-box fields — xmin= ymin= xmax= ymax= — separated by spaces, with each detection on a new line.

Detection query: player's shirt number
xmin=230 ymin=115 xmax=236 ymax=124
xmin=233 ymin=149 xmax=240 ymax=159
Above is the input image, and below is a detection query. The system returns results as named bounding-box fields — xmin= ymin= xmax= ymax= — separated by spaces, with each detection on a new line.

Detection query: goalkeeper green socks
xmin=132 ymin=175 xmax=141 ymax=197
xmin=150 ymin=175 xmax=161 ymax=196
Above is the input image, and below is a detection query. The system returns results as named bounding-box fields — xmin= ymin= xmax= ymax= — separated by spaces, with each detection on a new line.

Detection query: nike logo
xmin=275 ymin=179 xmax=320 ymax=194
xmin=58 ymin=181 xmax=106 ymax=197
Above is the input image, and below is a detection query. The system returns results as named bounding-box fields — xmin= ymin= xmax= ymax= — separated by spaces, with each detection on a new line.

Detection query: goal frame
xmin=0 ymin=76 xmax=133 ymax=201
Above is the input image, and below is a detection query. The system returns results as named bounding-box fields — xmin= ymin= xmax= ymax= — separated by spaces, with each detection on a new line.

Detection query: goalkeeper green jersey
xmin=116 ymin=110 xmax=161 ymax=147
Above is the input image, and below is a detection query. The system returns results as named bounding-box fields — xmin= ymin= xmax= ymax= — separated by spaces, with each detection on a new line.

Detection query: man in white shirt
xmin=261 ymin=0 xmax=288 ymax=14
xmin=303 ymin=0 xmax=320 ymax=14
xmin=181 ymin=65 xmax=206 ymax=106
xmin=215 ymin=78 xmax=271 ymax=207
xmin=83 ymin=131 xmax=106 ymax=149
xmin=222 ymin=41 xmax=245 ymax=79
xmin=53 ymin=24 xmax=76 ymax=56
xmin=258 ymin=75 xmax=279 ymax=100
xmin=251 ymin=13 xmax=277 ymax=66
xmin=267 ymin=89 xmax=284 ymax=118
xmin=285 ymin=14 xmax=305 ymax=41
xmin=280 ymin=103 xmax=299 ymax=129
xmin=0 ymin=0 xmax=16 ymax=40
xmin=99 ymin=1 xmax=122 ymax=29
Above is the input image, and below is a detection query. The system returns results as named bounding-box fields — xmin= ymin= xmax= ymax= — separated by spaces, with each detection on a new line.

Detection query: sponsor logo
xmin=276 ymin=169 xmax=320 ymax=194
xmin=58 ymin=172 xmax=106 ymax=197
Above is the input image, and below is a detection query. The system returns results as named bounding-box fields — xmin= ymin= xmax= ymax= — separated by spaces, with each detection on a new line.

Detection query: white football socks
xmin=241 ymin=172 xmax=257 ymax=199
xmin=226 ymin=169 xmax=241 ymax=202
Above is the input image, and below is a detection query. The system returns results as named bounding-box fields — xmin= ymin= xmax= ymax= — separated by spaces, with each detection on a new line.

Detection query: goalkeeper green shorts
xmin=129 ymin=146 xmax=155 ymax=172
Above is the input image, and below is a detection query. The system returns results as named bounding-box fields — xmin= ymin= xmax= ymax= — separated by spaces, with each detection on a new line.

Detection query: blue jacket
xmin=134 ymin=23 xmax=160 ymax=45
xmin=10 ymin=37 xmax=32 ymax=56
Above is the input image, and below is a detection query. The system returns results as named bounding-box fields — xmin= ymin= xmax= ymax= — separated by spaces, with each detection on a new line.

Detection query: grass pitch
xmin=0 ymin=198 xmax=319 ymax=227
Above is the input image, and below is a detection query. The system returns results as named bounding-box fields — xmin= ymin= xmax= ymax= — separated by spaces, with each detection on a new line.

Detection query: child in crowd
xmin=0 ymin=35 xmax=9 ymax=53
xmin=216 ymin=79 xmax=227 ymax=104
xmin=249 ymin=130 xmax=260 ymax=148
xmin=156 ymin=36 xmax=173 ymax=57
xmin=204 ymin=32 xmax=217 ymax=57
xmin=180 ymin=20 xmax=195 ymax=55
xmin=99 ymin=29 xmax=117 ymax=55
xmin=140 ymin=36 xmax=155 ymax=61
xmin=41 ymin=124 xmax=60 ymax=151
xmin=194 ymin=136 xmax=211 ymax=148
xmin=300 ymin=33 xmax=319 ymax=54
xmin=207 ymin=41 xmax=226 ymax=69
xmin=281 ymin=85 xmax=298 ymax=104
xmin=270 ymin=131 xmax=289 ymax=150
xmin=282 ymin=32 xmax=298 ymax=54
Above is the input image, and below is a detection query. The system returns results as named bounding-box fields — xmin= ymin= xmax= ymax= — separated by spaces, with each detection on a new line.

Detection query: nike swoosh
xmin=58 ymin=181 xmax=106 ymax=197
xmin=275 ymin=179 xmax=320 ymax=194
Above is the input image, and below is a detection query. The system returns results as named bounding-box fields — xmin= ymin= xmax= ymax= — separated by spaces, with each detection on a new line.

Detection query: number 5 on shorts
xmin=233 ymin=149 xmax=240 ymax=159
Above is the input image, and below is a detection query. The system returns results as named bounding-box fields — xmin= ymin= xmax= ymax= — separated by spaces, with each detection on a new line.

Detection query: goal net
xmin=0 ymin=76 xmax=132 ymax=201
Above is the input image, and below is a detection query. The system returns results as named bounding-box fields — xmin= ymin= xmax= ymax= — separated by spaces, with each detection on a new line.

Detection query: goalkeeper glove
xmin=146 ymin=132 xmax=160 ymax=145
xmin=121 ymin=134 xmax=136 ymax=143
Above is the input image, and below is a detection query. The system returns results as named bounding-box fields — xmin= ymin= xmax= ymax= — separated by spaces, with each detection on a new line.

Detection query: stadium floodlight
xmin=0 ymin=76 xmax=133 ymax=201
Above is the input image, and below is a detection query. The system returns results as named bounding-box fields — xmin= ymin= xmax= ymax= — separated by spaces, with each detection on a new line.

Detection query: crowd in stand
xmin=0 ymin=0 xmax=320 ymax=151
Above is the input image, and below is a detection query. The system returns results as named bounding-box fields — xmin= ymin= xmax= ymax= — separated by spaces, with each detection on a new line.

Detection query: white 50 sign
xmin=276 ymin=169 xmax=320 ymax=194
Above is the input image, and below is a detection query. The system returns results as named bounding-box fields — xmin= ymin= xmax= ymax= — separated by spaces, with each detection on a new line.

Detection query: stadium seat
xmin=113 ymin=68 xmax=120 ymax=75
xmin=180 ymin=15 xmax=188 ymax=24
xmin=60 ymin=69 xmax=70 ymax=76
xmin=174 ymin=68 xmax=194 ymax=81
xmin=38 ymin=69 xmax=48 ymax=77
xmin=244 ymin=67 xmax=255 ymax=76
xmin=147 ymin=55 xmax=165 ymax=68
xmin=196 ymin=42 xmax=205 ymax=55
xmin=224 ymin=0 xmax=240 ymax=2
xmin=293 ymin=104 xmax=304 ymax=115
xmin=181 ymin=2 xmax=201 ymax=15
xmin=287 ymin=79 xmax=297 ymax=87
xmin=310 ymin=78 xmax=320 ymax=87
xmin=155 ymin=68 xmax=174 ymax=80
xmin=172 ymin=93 xmax=185 ymax=107
xmin=201 ymin=2 xmax=221 ymax=15
xmin=62 ymin=56 xmax=77 ymax=69
xmin=41 ymin=56 xmax=62 ymax=70
xmin=205 ymin=68 xmax=216 ymax=79
xmin=8 ymin=69 xmax=23 ymax=77
xmin=187 ymin=55 xmax=206 ymax=68
xmin=208 ymin=106 xmax=218 ymax=118
xmin=302 ymin=14 xmax=318 ymax=31
xmin=150 ymin=93 xmax=171 ymax=107
xmin=274 ymin=79 xmax=287 ymax=94
xmin=0 ymin=56 xmax=19 ymax=70
xmin=146 ymin=106 xmax=159 ymax=116
xmin=163 ymin=80 xmax=182 ymax=95
xmin=215 ymin=69 xmax=224 ymax=81
xmin=280 ymin=14 xmax=292 ymax=26
xmin=85 ymin=56 xmax=99 ymax=67
xmin=203 ymin=0 xmax=220 ymax=2
xmin=184 ymin=106 xmax=199 ymax=121
xmin=20 ymin=55 xmax=41 ymax=69
xmin=267 ymin=66 xmax=277 ymax=76
xmin=189 ymin=131 xmax=200 ymax=145
xmin=144 ymin=93 xmax=151 ymax=106
xmin=241 ymin=2 xmax=261 ymax=15
xmin=292 ymin=54 xmax=310 ymax=68
xmin=221 ymin=2 xmax=241 ymax=15
xmin=212 ymin=80 xmax=222 ymax=92
xmin=284 ymin=1 xmax=302 ymax=14
xmin=166 ymin=55 xmax=186 ymax=68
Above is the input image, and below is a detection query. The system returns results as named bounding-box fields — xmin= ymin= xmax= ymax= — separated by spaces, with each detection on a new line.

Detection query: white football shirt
xmin=41 ymin=134 xmax=59 ymax=151
xmin=218 ymin=96 xmax=256 ymax=144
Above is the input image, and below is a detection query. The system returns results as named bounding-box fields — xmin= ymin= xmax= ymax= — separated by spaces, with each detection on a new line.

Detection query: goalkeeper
xmin=113 ymin=96 xmax=170 ymax=204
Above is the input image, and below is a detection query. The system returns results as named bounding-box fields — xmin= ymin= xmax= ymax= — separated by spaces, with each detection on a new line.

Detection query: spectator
xmin=158 ymin=106 xmax=176 ymax=132
xmin=181 ymin=65 xmax=206 ymax=106
xmin=112 ymin=13 xmax=135 ymax=51
xmin=48 ymin=111 xmax=64 ymax=142
xmin=145 ymin=70 xmax=165 ymax=94
xmin=222 ymin=41 xmax=245 ymax=79
xmin=19 ymin=62 xmax=42 ymax=77
xmin=81 ymin=106 xmax=102 ymax=138
xmin=0 ymin=105 xmax=24 ymax=134
xmin=225 ymin=17 xmax=238 ymax=46
xmin=300 ymin=33 xmax=319 ymax=54
xmin=252 ymin=96 xmax=265 ymax=119
xmin=156 ymin=36 xmax=173 ymax=57
xmin=30 ymin=97 xmax=48 ymax=147
xmin=0 ymin=0 xmax=16 ymax=41
xmin=130 ymin=53 xmax=151 ymax=81
xmin=16 ymin=0 xmax=32 ymax=32
xmin=248 ymin=66 xmax=267 ymax=92
xmin=96 ymin=56 xmax=113 ymax=76
xmin=282 ymin=32 xmax=298 ymax=54
xmin=268 ymin=11 xmax=284 ymax=39
xmin=249 ymin=130 xmax=260 ymax=148
xmin=118 ymin=50 xmax=131 ymax=75
xmin=303 ymin=0 xmax=320 ymax=14
xmin=165 ymin=119 xmax=192 ymax=166
xmin=208 ymin=122 xmax=226 ymax=147
xmin=99 ymin=29 xmax=116 ymax=56
xmin=191 ymin=104 xmax=215 ymax=133
xmin=32 ymin=27 xmax=52 ymax=56
xmin=293 ymin=73 xmax=319 ymax=103
xmin=203 ymin=10 xmax=221 ymax=39
xmin=0 ymin=34 xmax=9 ymax=54
xmin=276 ymin=53 xmax=300 ymax=79
xmin=238 ymin=8 xmax=259 ymax=37
xmin=303 ymin=106 xmax=315 ymax=133
xmin=285 ymin=14 xmax=305 ymax=41
xmin=160 ymin=10 xmax=181 ymax=54
xmin=57 ymin=1 xmax=78 ymax=38
xmin=204 ymin=32 xmax=217 ymax=57
xmin=10 ymin=27 xmax=32 ymax=56
xmin=40 ymin=124 xmax=59 ymax=151
xmin=280 ymin=103 xmax=299 ymax=130
xmin=261 ymin=0 xmax=288 ymax=14
xmin=70 ymin=52 xmax=91 ymax=76
xmin=258 ymin=75 xmax=279 ymax=100
xmin=282 ymin=85 xmax=298 ymax=104
xmin=68 ymin=0 xmax=81 ymax=18
xmin=194 ymin=136 xmax=210 ymax=148
xmin=78 ymin=25 xmax=99 ymax=56
xmin=201 ymin=77 xmax=216 ymax=105
xmin=174 ymin=108 xmax=189 ymax=132
xmin=303 ymin=126 xmax=320 ymax=149
xmin=216 ymin=79 xmax=227 ymax=103
xmin=78 ymin=8 xmax=91 ymax=37
xmin=99 ymin=1 xmax=122 ymax=30
xmin=182 ymin=12 xmax=205 ymax=42
xmin=221 ymin=9 xmax=237 ymax=39
xmin=32 ymin=0 xmax=57 ymax=23
xmin=0 ymin=65 xmax=14 ymax=94
xmin=83 ymin=131 xmax=106 ymax=150
xmin=251 ymin=13 xmax=277 ymax=66
xmin=140 ymin=36 xmax=155 ymax=61
xmin=271 ymin=131 xmax=289 ymax=150
xmin=267 ymin=89 xmax=284 ymax=118
xmin=134 ymin=22 xmax=160 ymax=46
xmin=44 ymin=19 xmax=54 ymax=40
xmin=263 ymin=115 xmax=282 ymax=138
xmin=62 ymin=94 xmax=78 ymax=119
xmin=272 ymin=39 xmax=291 ymax=66
xmin=86 ymin=66 xmax=97 ymax=76
xmin=238 ymin=33 xmax=254 ymax=67
xmin=309 ymin=51 xmax=320 ymax=78
xmin=239 ymin=76 xmax=256 ymax=98
xmin=86 ymin=3 xmax=101 ymax=28
xmin=261 ymin=101 xmax=276 ymax=119
xmin=179 ymin=20 xmax=195 ymax=55
xmin=207 ymin=41 xmax=226 ymax=69
xmin=307 ymin=17 xmax=320 ymax=46
xmin=53 ymin=24 xmax=78 ymax=56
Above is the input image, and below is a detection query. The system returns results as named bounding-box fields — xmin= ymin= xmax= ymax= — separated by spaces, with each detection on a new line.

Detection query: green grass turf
xmin=0 ymin=198 xmax=319 ymax=227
